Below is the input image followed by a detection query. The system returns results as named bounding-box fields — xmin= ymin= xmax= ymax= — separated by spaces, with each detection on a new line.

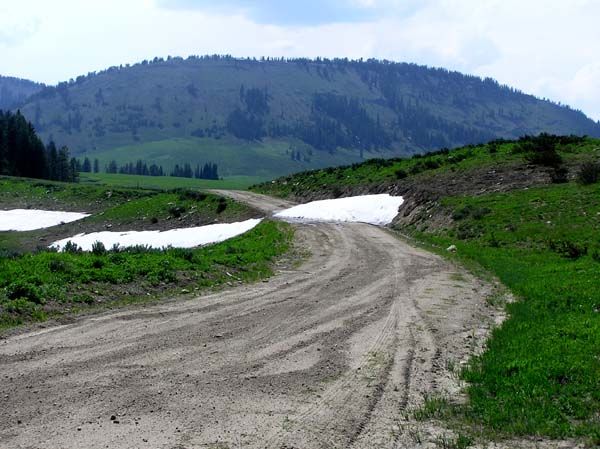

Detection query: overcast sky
xmin=1 ymin=0 xmax=599 ymax=121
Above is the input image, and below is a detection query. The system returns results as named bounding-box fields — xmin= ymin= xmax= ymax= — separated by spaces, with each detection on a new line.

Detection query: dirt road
xmin=0 ymin=191 xmax=498 ymax=449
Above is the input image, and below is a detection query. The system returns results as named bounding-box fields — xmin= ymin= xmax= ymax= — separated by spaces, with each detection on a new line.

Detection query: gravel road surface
xmin=0 ymin=191 xmax=498 ymax=448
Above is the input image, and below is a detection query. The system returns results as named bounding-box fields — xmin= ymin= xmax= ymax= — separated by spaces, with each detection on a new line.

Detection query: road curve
xmin=0 ymin=191 xmax=496 ymax=449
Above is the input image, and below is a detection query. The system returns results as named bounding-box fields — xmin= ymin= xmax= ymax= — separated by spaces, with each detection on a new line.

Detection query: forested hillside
xmin=16 ymin=56 xmax=600 ymax=177
xmin=0 ymin=76 xmax=44 ymax=110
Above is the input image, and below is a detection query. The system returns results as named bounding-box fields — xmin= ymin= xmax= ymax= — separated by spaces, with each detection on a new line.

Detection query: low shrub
xmin=548 ymin=239 xmax=588 ymax=259
xmin=91 ymin=241 xmax=106 ymax=256
xmin=168 ymin=205 xmax=186 ymax=218
xmin=177 ymin=190 xmax=207 ymax=202
xmin=63 ymin=241 xmax=82 ymax=254
xmin=216 ymin=198 xmax=228 ymax=214
xmin=550 ymin=166 xmax=569 ymax=184
xmin=576 ymin=161 xmax=600 ymax=185
xmin=6 ymin=280 xmax=44 ymax=304
xmin=91 ymin=258 xmax=105 ymax=269
xmin=394 ymin=168 xmax=408 ymax=179
xmin=49 ymin=258 xmax=70 ymax=273
xmin=452 ymin=205 xmax=491 ymax=221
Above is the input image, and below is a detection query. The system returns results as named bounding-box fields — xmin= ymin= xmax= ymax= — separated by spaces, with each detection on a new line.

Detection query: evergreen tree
xmin=81 ymin=157 xmax=91 ymax=172
xmin=106 ymin=160 xmax=118 ymax=173
xmin=47 ymin=141 xmax=58 ymax=180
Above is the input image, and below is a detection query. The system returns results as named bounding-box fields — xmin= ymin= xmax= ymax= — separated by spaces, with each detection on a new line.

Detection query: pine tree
xmin=82 ymin=157 xmax=91 ymax=172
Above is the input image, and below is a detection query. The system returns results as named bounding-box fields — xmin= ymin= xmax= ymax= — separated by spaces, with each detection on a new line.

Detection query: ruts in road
xmin=0 ymin=191 xmax=497 ymax=448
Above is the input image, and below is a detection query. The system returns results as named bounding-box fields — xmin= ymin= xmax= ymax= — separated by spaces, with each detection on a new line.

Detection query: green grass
xmin=80 ymin=172 xmax=264 ymax=190
xmin=0 ymin=175 xmax=151 ymax=211
xmin=410 ymin=181 xmax=600 ymax=441
xmin=90 ymin=191 xmax=252 ymax=224
xmin=80 ymin=136 xmax=369 ymax=180
xmin=252 ymin=136 xmax=600 ymax=198
xmin=0 ymin=220 xmax=292 ymax=329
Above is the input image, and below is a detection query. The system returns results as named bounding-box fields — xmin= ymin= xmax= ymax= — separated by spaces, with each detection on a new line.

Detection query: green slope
xmin=80 ymin=136 xmax=372 ymax=179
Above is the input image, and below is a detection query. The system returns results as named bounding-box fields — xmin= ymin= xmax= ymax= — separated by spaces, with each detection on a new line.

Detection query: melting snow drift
xmin=275 ymin=194 xmax=404 ymax=226
xmin=0 ymin=209 xmax=90 ymax=232
xmin=51 ymin=218 xmax=262 ymax=252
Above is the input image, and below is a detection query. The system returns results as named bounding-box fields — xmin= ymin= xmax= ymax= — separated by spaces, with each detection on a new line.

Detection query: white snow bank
xmin=0 ymin=209 xmax=90 ymax=231
xmin=50 ymin=218 xmax=262 ymax=252
xmin=274 ymin=194 xmax=404 ymax=226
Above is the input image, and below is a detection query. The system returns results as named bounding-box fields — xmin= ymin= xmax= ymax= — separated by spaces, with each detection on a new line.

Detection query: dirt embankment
xmin=276 ymin=161 xmax=578 ymax=231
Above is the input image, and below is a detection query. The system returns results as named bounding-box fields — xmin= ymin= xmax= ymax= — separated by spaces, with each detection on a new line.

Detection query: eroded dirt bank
xmin=0 ymin=192 xmax=500 ymax=448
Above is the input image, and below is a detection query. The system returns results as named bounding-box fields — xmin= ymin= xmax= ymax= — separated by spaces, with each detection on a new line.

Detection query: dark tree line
xmin=119 ymin=160 xmax=164 ymax=177
xmin=79 ymin=157 xmax=100 ymax=173
xmin=102 ymin=159 xmax=219 ymax=180
xmin=171 ymin=162 xmax=219 ymax=180
xmin=0 ymin=110 xmax=77 ymax=182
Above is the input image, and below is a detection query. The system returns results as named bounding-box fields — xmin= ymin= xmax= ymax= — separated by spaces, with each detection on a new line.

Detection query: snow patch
xmin=0 ymin=209 xmax=90 ymax=231
xmin=275 ymin=194 xmax=404 ymax=225
xmin=50 ymin=219 xmax=262 ymax=252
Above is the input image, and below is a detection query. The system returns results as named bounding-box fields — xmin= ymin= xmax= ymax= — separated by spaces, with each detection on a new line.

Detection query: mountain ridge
xmin=12 ymin=56 xmax=600 ymax=177
xmin=0 ymin=75 xmax=45 ymax=111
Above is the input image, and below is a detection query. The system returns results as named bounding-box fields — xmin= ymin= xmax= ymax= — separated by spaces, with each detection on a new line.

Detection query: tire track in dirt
xmin=0 ymin=191 xmax=499 ymax=449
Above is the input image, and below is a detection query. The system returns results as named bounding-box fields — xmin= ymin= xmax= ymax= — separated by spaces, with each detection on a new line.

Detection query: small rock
xmin=447 ymin=244 xmax=457 ymax=252
xmin=110 ymin=415 xmax=117 ymax=421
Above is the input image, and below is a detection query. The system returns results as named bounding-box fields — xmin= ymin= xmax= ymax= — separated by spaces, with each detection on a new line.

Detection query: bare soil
xmin=0 ymin=192 xmax=518 ymax=448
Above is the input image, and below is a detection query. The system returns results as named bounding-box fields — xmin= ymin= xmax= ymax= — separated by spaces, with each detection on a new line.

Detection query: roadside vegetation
xmin=0 ymin=220 xmax=291 ymax=330
xmin=415 ymin=181 xmax=600 ymax=442
xmin=0 ymin=177 xmax=292 ymax=330
xmin=255 ymin=134 xmax=600 ymax=444
xmin=253 ymin=134 xmax=599 ymax=198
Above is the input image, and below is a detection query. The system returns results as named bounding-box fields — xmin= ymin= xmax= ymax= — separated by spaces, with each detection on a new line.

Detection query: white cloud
xmin=0 ymin=0 xmax=598 ymax=121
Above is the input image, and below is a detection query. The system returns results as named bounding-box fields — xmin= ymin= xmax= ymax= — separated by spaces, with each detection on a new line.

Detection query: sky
xmin=0 ymin=0 xmax=599 ymax=121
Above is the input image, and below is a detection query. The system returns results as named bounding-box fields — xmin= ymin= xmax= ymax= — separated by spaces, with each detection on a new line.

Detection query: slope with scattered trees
xmin=13 ymin=56 xmax=600 ymax=177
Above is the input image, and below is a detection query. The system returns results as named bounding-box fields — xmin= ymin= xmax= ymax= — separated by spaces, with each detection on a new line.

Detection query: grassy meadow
xmin=79 ymin=136 xmax=368 ymax=180
xmin=0 ymin=177 xmax=293 ymax=330
xmin=80 ymin=172 xmax=263 ymax=190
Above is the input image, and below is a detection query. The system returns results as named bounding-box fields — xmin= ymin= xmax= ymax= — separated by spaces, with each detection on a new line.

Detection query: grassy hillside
xmin=79 ymin=136 xmax=366 ymax=179
xmin=255 ymin=136 xmax=600 ymax=443
xmin=0 ymin=177 xmax=293 ymax=329
xmin=253 ymin=135 xmax=600 ymax=199
xmin=16 ymin=56 xmax=600 ymax=178
xmin=79 ymin=172 xmax=263 ymax=190
xmin=415 ymin=183 xmax=600 ymax=441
